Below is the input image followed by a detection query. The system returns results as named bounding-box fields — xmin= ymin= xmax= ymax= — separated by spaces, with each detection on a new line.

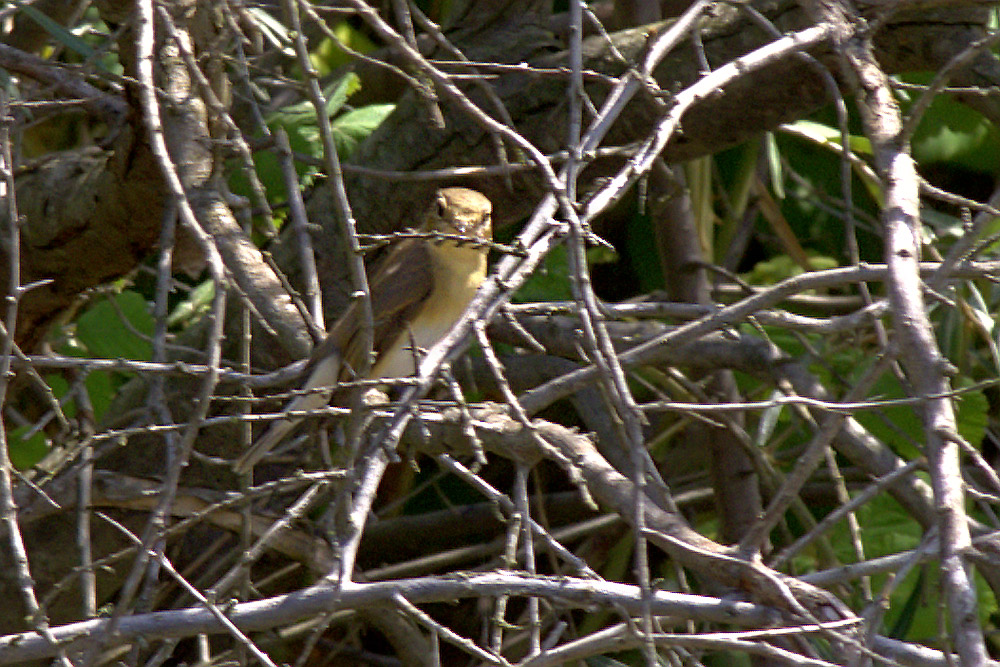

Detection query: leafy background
xmin=8 ymin=2 xmax=1000 ymax=658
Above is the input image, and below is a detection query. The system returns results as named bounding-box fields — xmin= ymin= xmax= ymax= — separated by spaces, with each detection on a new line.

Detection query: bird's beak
xmin=454 ymin=219 xmax=475 ymax=235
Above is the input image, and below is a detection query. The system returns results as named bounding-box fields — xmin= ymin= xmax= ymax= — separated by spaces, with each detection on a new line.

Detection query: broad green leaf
xmin=8 ymin=427 xmax=49 ymax=470
xmin=268 ymin=74 xmax=361 ymax=136
xmin=331 ymin=103 xmax=395 ymax=157
xmin=324 ymin=73 xmax=362 ymax=118
xmin=904 ymin=72 xmax=1000 ymax=174
xmin=851 ymin=377 xmax=923 ymax=461
xmin=912 ymin=105 xmax=1000 ymax=173
xmin=232 ymin=75 xmax=394 ymax=209
xmin=312 ymin=22 xmax=378 ymax=74
xmin=75 ymin=291 xmax=153 ymax=361
xmin=955 ymin=382 xmax=988 ymax=452
xmin=83 ymin=369 xmax=114 ymax=421
xmin=514 ymin=245 xmax=573 ymax=302
xmin=7 ymin=366 xmax=112 ymax=468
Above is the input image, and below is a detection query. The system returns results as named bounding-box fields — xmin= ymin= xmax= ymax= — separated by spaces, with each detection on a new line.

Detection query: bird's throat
xmin=430 ymin=241 xmax=487 ymax=283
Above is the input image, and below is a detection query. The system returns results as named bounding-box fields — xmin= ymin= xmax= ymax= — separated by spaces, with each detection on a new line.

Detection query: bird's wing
xmin=233 ymin=240 xmax=433 ymax=474
xmin=327 ymin=239 xmax=435 ymax=378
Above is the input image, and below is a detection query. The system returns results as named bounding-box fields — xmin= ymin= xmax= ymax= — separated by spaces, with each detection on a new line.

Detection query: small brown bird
xmin=234 ymin=187 xmax=492 ymax=473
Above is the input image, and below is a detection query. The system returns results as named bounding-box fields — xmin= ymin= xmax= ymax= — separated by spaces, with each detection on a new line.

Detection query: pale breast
xmin=372 ymin=244 xmax=486 ymax=379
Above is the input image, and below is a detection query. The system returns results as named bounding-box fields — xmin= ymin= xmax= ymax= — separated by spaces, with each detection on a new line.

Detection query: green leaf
xmin=268 ymin=75 xmax=360 ymax=139
xmin=234 ymin=74 xmax=392 ymax=207
xmin=780 ymin=119 xmax=872 ymax=155
xmin=168 ymin=280 xmax=215 ymax=329
xmin=755 ymin=390 xmax=783 ymax=447
xmin=331 ymin=103 xmax=395 ymax=158
xmin=912 ymin=104 xmax=1000 ymax=173
xmin=75 ymin=291 xmax=153 ymax=361
xmin=955 ymin=382 xmax=988 ymax=452
xmin=244 ymin=7 xmax=294 ymax=56
xmin=849 ymin=373 xmax=923 ymax=461
xmin=8 ymin=426 xmax=49 ymax=470
xmin=7 ymin=368 xmax=112 ymax=468
xmin=741 ymin=253 xmax=839 ymax=285
xmin=765 ymin=131 xmax=784 ymax=199
xmin=903 ymin=72 xmax=1000 ymax=174
xmin=323 ymin=73 xmax=362 ymax=118
xmin=311 ymin=22 xmax=378 ymax=74
xmin=83 ymin=370 xmax=114 ymax=422
xmin=514 ymin=245 xmax=573 ymax=302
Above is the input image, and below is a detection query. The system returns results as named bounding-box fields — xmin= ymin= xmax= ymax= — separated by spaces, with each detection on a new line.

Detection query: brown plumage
xmin=234 ymin=188 xmax=492 ymax=473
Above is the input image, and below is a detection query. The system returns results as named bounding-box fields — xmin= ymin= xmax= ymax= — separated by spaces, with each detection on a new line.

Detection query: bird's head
xmin=422 ymin=187 xmax=492 ymax=245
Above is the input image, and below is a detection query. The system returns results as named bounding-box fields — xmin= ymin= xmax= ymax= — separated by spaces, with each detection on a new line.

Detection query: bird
xmin=234 ymin=187 xmax=492 ymax=473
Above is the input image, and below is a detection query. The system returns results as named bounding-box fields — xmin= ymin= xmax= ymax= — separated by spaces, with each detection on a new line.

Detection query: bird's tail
xmin=232 ymin=411 xmax=298 ymax=474
xmin=233 ymin=354 xmax=341 ymax=474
